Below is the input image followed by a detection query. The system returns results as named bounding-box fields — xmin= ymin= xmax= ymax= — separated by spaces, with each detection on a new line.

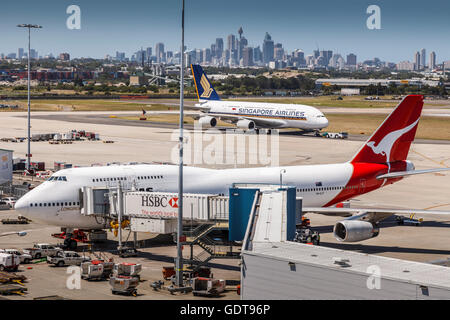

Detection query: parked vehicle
xmin=0 ymin=201 xmax=10 ymax=211
xmin=1 ymin=197 xmax=17 ymax=208
xmin=23 ymin=243 xmax=62 ymax=259
xmin=47 ymin=251 xmax=91 ymax=267
xmin=0 ymin=249 xmax=32 ymax=264
xmin=0 ymin=253 xmax=20 ymax=271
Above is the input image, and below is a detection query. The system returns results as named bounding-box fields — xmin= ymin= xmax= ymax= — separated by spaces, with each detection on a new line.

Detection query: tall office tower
xmin=30 ymin=49 xmax=38 ymax=59
xmin=18 ymin=48 xmax=24 ymax=60
xmin=313 ymin=50 xmax=320 ymax=59
xmin=215 ymin=38 xmax=224 ymax=59
xmin=262 ymin=32 xmax=274 ymax=64
xmin=414 ymin=51 xmax=421 ymax=70
xmin=202 ymin=48 xmax=211 ymax=64
xmin=242 ymin=46 xmax=254 ymax=67
xmin=420 ymin=48 xmax=426 ymax=69
xmin=227 ymin=34 xmax=236 ymax=65
xmin=293 ymin=49 xmax=305 ymax=66
xmin=155 ymin=43 xmax=165 ymax=63
xmin=253 ymin=46 xmax=262 ymax=63
xmin=274 ymin=44 xmax=284 ymax=61
xmin=238 ymin=36 xmax=248 ymax=63
xmin=346 ymin=53 xmax=357 ymax=66
xmin=146 ymin=47 xmax=152 ymax=61
xmin=429 ymin=51 xmax=436 ymax=70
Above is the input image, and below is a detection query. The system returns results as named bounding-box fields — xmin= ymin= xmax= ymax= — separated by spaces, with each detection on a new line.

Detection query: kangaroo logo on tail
xmin=366 ymin=118 xmax=419 ymax=171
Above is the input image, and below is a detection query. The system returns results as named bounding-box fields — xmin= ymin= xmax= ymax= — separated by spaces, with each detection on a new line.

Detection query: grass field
xmin=324 ymin=113 xmax=450 ymax=140
xmin=230 ymin=96 xmax=449 ymax=108
xmin=0 ymin=99 xmax=178 ymax=112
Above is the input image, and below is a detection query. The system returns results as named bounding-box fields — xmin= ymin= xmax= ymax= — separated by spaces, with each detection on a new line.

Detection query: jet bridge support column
xmin=117 ymin=184 xmax=123 ymax=250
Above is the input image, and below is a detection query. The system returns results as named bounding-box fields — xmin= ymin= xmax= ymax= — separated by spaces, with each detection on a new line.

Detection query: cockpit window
xmin=47 ymin=176 xmax=67 ymax=182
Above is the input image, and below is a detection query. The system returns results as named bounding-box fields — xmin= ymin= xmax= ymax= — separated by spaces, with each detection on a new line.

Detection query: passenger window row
xmin=92 ymin=177 xmax=127 ymax=183
xmin=30 ymin=202 xmax=80 ymax=207
xmin=137 ymin=175 xmax=163 ymax=180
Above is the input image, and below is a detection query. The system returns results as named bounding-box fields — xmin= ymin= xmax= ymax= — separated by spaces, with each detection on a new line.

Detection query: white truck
xmin=47 ymin=251 xmax=91 ymax=267
xmin=0 ymin=249 xmax=32 ymax=264
xmin=23 ymin=243 xmax=62 ymax=259
xmin=0 ymin=252 xmax=20 ymax=271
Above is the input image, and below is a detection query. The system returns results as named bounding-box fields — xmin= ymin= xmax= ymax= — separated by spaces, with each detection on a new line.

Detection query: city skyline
xmin=0 ymin=0 xmax=449 ymax=63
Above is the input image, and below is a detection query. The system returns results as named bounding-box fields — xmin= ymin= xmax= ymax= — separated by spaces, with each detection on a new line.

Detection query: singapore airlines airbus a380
xmin=15 ymin=95 xmax=450 ymax=242
xmin=178 ymin=64 xmax=329 ymax=132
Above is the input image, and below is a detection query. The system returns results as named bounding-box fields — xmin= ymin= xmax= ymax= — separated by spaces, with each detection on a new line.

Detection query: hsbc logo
xmin=141 ymin=195 xmax=179 ymax=208
xmin=168 ymin=197 xmax=178 ymax=208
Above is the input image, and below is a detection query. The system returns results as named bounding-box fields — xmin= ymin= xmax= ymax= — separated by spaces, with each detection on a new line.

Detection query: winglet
xmin=191 ymin=64 xmax=220 ymax=101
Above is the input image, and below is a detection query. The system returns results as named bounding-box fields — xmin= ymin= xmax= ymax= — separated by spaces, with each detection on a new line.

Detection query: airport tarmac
xmin=0 ymin=110 xmax=449 ymax=299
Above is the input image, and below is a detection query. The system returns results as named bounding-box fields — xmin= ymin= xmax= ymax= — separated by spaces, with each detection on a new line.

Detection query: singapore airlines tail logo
xmin=200 ymin=74 xmax=213 ymax=98
xmin=366 ymin=118 xmax=419 ymax=170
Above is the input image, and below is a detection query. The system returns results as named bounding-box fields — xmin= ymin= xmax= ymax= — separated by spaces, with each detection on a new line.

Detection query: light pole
xmin=175 ymin=0 xmax=185 ymax=287
xmin=17 ymin=24 xmax=42 ymax=171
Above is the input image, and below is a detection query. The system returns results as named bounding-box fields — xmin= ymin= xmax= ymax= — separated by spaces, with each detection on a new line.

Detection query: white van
xmin=0 ymin=252 xmax=20 ymax=271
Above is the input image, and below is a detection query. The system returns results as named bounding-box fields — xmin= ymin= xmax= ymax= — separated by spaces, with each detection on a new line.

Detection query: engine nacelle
xmin=333 ymin=220 xmax=379 ymax=242
xmin=236 ymin=119 xmax=255 ymax=130
xmin=198 ymin=116 xmax=217 ymax=128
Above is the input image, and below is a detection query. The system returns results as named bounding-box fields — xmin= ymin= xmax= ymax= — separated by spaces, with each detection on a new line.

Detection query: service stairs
xmin=183 ymin=222 xmax=240 ymax=271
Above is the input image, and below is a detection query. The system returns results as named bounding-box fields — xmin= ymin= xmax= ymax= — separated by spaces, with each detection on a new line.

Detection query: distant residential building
xmin=397 ymin=61 xmax=415 ymax=71
xmin=129 ymin=75 xmax=146 ymax=86
xmin=262 ymin=32 xmax=274 ymax=64
xmin=346 ymin=53 xmax=357 ymax=66
xmin=59 ymin=53 xmax=70 ymax=61
xmin=429 ymin=51 xmax=436 ymax=70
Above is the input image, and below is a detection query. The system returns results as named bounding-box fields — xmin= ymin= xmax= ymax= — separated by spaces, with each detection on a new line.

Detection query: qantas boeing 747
xmin=15 ymin=95 xmax=450 ymax=242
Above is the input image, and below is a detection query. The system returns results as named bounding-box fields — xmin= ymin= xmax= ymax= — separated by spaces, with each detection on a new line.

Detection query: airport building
xmin=315 ymin=78 xmax=440 ymax=88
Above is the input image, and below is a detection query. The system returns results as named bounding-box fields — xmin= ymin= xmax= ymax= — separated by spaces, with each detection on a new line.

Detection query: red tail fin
xmin=351 ymin=95 xmax=424 ymax=164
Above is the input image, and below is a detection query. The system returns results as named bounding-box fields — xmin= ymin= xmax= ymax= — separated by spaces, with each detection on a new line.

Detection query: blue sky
xmin=1 ymin=0 xmax=449 ymax=62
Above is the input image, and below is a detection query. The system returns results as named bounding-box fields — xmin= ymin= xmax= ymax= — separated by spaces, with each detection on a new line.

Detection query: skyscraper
xmin=414 ymin=51 xmax=421 ymax=70
xmin=155 ymin=43 xmax=165 ymax=63
xmin=227 ymin=34 xmax=236 ymax=65
xmin=420 ymin=48 xmax=426 ymax=69
xmin=346 ymin=53 xmax=357 ymax=66
xmin=18 ymin=48 xmax=24 ymax=60
xmin=262 ymin=32 xmax=274 ymax=64
xmin=429 ymin=51 xmax=436 ymax=70
xmin=242 ymin=47 xmax=254 ymax=67
xmin=215 ymin=38 xmax=223 ymax=59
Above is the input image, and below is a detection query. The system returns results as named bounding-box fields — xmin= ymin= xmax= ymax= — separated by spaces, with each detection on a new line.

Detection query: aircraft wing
xmin=303 ymin=207 xmax=450 ymax=223
xmin=377 ymin=168 xmax=450 ymax=179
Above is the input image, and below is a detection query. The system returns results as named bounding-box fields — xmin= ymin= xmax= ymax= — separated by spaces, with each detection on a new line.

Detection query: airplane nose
xmin=14 ymin=197 xmax=29 ymax=216
xmin=322 ymin=117 xmax=329 ymax=127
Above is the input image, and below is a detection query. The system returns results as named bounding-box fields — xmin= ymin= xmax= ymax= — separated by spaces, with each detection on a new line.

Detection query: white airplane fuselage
xmin=14 ymin=162 xmax=397 ymax=229
xmin=198 ymin=100 xmax=329 ymax=130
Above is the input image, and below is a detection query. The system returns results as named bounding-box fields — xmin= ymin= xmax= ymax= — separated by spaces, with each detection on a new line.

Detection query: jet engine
xmin=333 ymin=220 xmax=379 ymax=242
xmin=236 ymin=119 xmax=255 ymax=130
xmin=198 ymin=116 xmax=217 ymax=128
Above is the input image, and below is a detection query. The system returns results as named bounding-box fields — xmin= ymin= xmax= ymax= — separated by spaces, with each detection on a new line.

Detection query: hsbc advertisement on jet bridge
xmin=123 ymin=192 xmax=211 ymax=221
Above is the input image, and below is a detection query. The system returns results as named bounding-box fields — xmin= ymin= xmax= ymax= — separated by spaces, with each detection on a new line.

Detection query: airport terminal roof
xmin=248 ymin=241 xmax=450 ymax=290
